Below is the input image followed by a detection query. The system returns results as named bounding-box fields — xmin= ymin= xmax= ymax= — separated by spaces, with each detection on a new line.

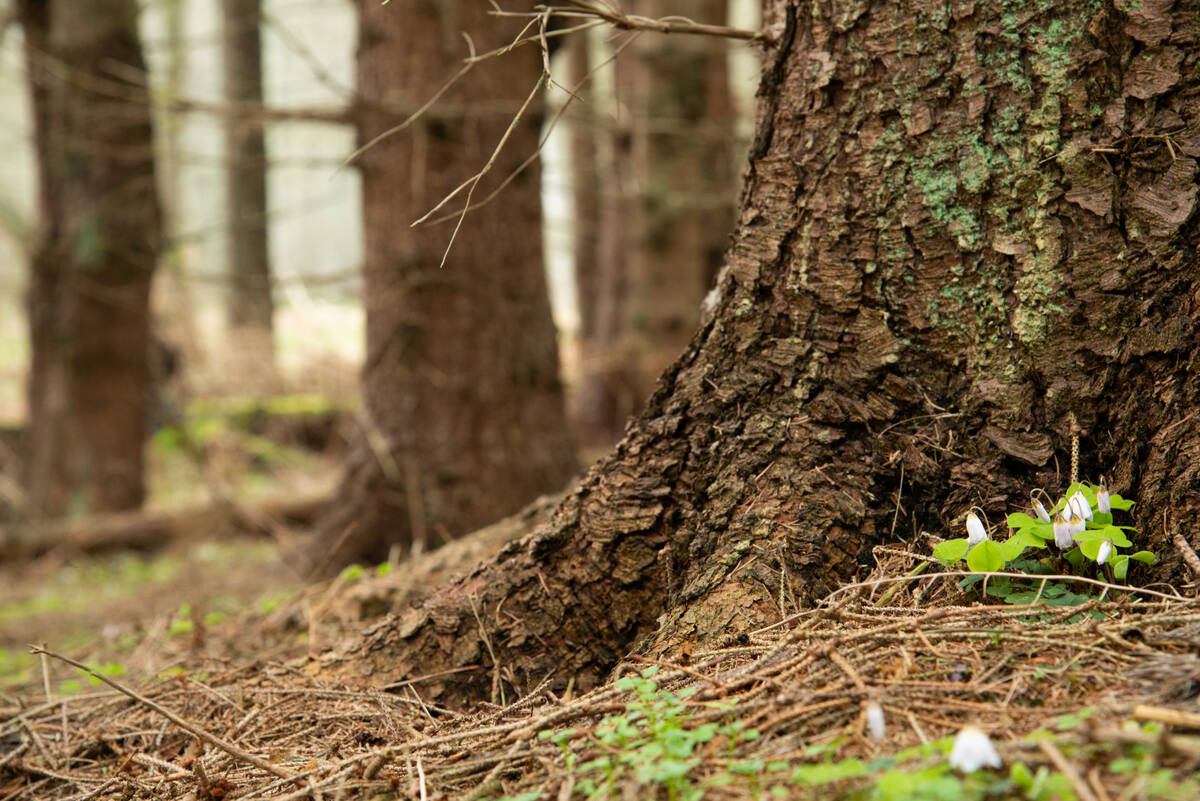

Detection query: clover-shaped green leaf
xmin=966 ymin=540 xmax=1005 ymax=572
xmin=933 ymin=539 xmax=970 ymax=565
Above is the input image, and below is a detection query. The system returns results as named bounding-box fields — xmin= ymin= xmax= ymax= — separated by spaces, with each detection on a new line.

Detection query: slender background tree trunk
xmin=570 ymin=31 xmax=636 ymax=449
xmin=157 ymin=0 xmax=206 ymax=381
xmin=571 ymin=6 xmax=740 ymax=450
xmin=624 ymin=0 xmax=738 ymax=404
xmin=18 ymin=0 xmax=163 ymax=518
xmin=307 ymin=0 xmax=577 ymax=574
xmin=222 ymin=0 xmax=274 ymax=363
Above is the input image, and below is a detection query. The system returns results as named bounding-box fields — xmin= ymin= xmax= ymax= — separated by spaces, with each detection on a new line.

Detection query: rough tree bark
xmin=18 ymin=0 xmax=163 ymax=517
xmin=306 ymin=1 xmax=577 ymax=574
xmin=321 ymin=0 xmax=1200 ymax=704
xmin=222 ymin=0 xmax=275 ymax=361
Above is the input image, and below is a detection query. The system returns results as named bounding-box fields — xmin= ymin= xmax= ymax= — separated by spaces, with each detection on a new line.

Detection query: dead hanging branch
xmin=412 ymin=11 xmax=554 ymax=269
xmin=414 ymin=22 xmax=638 ymax=248
xmin=416 ymin=31 xmax=637 ymax=229
xmin=341 ymin=15 xmax=600 ymax=169
xmin=502 ymin=0 xmax=769 ymax=43
xmin=346 ymin=0 xmax=765 ymax=267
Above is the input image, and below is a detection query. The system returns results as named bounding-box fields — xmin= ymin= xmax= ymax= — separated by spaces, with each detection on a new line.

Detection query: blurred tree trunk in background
xmin=326 ymin=0 xmax=1200 ymax=704
xmin=624 ymin=0 xmax=737 ymax=402
xmin=222 ymin=0 xmax=275 ymax=364
xmin=18 ymin=0 xmax=163 ymax=518
xmin=568 ymin=31 xmax=635 ymax=450
xmin=306 ymin=0 xmax=577 ymax=575
xmin=152 ymin=0 xmax=201 ymax=426
xmin=570 ymin=1 xmax=739 ymax=451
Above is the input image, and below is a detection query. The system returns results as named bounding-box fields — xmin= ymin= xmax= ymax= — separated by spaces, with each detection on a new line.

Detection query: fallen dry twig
xmin=29 ymin=647 xmax=295 ymax=782
xmin=0 ymin=485 xmax=331 ymax=560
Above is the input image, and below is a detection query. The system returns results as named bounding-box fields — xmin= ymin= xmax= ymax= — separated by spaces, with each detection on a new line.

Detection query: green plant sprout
xmin=512 ymin=714 xmax=1200 ymax=801
xmin=932 ymin=479 xmax=1157 ymax=606
xmin=530 ymin=667 xmax=758 ymax=801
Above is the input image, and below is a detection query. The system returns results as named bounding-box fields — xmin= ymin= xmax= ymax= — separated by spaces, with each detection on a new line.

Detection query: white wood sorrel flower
xmin=1031 ymin=497 xmax=1051 ymax=524
xmin=949 ymin=725 xmax=1002 ymax=773
xmin=966 ymin=512 xmax=988 ymax=547
xmin=1052 ymin=513 xmax=1075 ymax=550
xmin=1097 ymin=477 xmax=1111 ymax=514
xmin=1069 ymin=491 xmax=1093 ymax=521
xmin=1097 ymin=539 xmax=1113 ymax=565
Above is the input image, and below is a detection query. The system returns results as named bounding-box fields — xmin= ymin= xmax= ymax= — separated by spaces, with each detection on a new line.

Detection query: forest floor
xmin=3 ymin=384 xmax=1199 ymax=799
xmin=3 ymin=531 xmax=1200 ymax=801
xmin=0 ymin=535 xmax=303 ymax=695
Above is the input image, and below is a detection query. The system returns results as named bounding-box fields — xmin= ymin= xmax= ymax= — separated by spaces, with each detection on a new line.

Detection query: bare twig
xmin=57 ymin=777 xmax=121 ymax=801
xmin=0 ymin=739 xmax=30 ymax=769
xmin=1133 ymin=704 xmax=1200 ymax=729
xmin=29 ymin=647 xmax=296 ymax=782
xmin=1170 ymin=510 xmax=1200 ymax=581
xmin=22 ymin=718 xmax=56 ymax=770
xmin=873 ymin=561 xmax=930 ymax=607
xmin=1038 ymin=739 xmax=1098 ymax=801
xmin=828 ymin=650 xmax=866 ymax=692
xmin=469 ymin=595 xmax=506 ymax=706
xmin=363 ymin=0 xmax=760 ymax=263
xmin=381 ymin=664 xmax=485 ymax=692
xmin=417 ymin=30 xmax=638 ymax=229
xmin=628 ymin=654 xmax=729 ymax=692
xmin=342 ymin=12 xmax=581 ymax=169
xmin=342 ymin=59 xmax=475 ymax=168
xmin=131 ymin=752 xmax=189 ymax=781
xmin=414 ymin=58 xmax=547 ymax=268
xmin=494 ymin=0 xmax=768 ymax=42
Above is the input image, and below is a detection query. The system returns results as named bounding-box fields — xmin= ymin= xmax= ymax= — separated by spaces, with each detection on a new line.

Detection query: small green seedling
xmin=527 ymin=668 xmax=759 ymax=801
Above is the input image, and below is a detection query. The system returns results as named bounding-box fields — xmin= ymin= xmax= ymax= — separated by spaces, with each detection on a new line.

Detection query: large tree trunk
xmin=322 ymin=0 xmax=1200 ymax=704
xmin=19 ymin=0 xmax=162 ymax=518
xmin=222 ymin=0 xmax=274 ymax=364
xmin=306 ymin=1 xmax=578 ymax=575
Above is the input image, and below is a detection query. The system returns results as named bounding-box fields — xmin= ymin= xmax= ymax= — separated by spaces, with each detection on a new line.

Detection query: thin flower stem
xmin=1032 ymin=577 xmax=1049 ymax=604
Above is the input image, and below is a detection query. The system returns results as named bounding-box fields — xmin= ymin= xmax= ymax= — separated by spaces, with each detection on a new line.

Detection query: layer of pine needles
xmin=4 ymin=547 xmax=1200 ymax=800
